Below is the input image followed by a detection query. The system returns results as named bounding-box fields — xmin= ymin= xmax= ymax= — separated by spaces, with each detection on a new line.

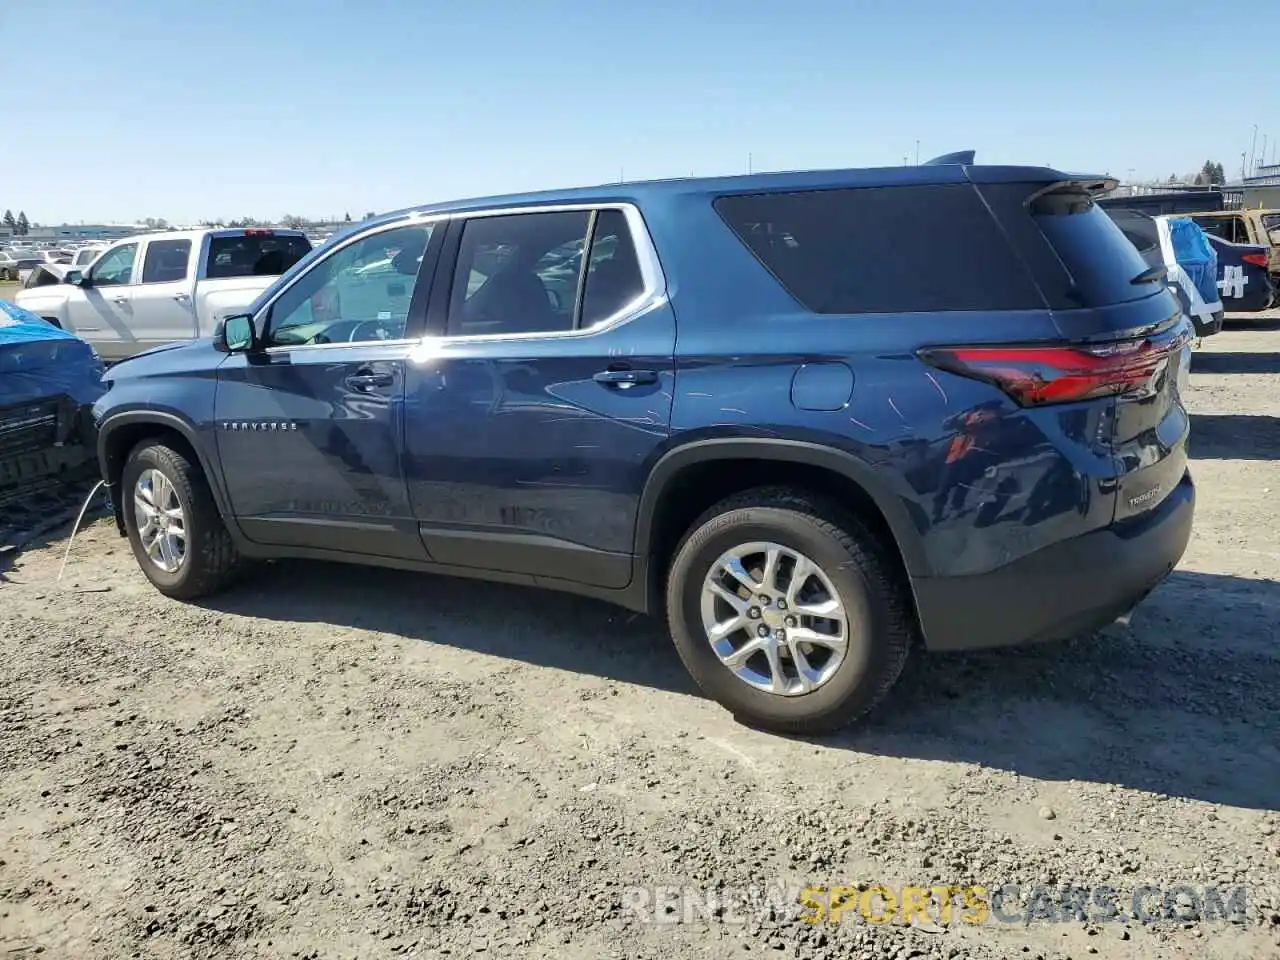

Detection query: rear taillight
xmin=919 ymin=339 xmax=1180 ymax=407
xmin=1242 ymin=253 xmax=1268 ymax=267
xmin=243 ymin=229 xmax=274 ymax=236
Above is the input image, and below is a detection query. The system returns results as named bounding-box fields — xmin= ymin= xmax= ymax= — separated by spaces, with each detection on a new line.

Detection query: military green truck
xmin=1187 ymin=209 xmax=1280 ymax=286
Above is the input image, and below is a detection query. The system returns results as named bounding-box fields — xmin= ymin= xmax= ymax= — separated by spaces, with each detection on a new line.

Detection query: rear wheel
xmin=121 ymin=441 xmax=239 ymax=599
xmin=665 ymin=487 xmax=913 ymax=734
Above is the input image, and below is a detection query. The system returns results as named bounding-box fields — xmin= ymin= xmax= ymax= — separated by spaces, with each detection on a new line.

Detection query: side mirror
xmin=217 ymin=313 xmax=258 ymax=353
xmin=64 ymin=269 xmax=85 ymax=286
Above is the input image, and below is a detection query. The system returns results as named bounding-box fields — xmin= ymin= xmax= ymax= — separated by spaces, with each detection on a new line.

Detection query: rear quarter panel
xmin=648 ymin=192 xmax=1118 ymax=579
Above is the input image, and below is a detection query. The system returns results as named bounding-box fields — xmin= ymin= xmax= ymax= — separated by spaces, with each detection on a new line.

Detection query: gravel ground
xmin=1 ymin=317 xmax=1279 ymax=960
xmin=0 ymin=281 xmax=20 ymax=303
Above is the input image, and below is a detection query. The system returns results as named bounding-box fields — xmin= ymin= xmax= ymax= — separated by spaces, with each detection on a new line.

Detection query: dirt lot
xmin=0 ymin=281 xmax=20 ymax=303
xmin=1 ymin=319 xmax=1279 ymax=960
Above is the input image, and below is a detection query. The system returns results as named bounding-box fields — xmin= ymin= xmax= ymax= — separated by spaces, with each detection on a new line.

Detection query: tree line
xmin=2 ymin=210 xmax=31 ymax=236
xmin=197 ymin=212 xmax=374 ymax=229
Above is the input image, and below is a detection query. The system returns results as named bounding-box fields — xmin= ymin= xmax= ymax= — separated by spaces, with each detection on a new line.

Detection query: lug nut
xmin=748 ymin=607 xmax=761 ymax=620
xmin=785 ymin=616 xmax=797 ymax=628
xmin=758 ymin=595 xmax=771 ymax=606
xmin=756 ymin=625 xmax=770 ymax=638
xmin=773 ymin=629 xmax=786 ymax=641
xmin=776 ymin=599 xmax=788 ymax=611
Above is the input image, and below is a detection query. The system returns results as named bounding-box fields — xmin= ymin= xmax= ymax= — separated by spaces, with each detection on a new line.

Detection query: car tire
xmin=121 ymin=440 xmax=240 ymax=600
xmin=665 ymin=486 xmax=913 ymax=734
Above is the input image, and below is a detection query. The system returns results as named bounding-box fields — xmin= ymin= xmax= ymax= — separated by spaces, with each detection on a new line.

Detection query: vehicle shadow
xmin=1189 ymin=413 xmax=1280 ymax=460
xmin=1222 ymin=316 xmax=1280 ymax=332
xmin=1192 ymin=351 xmax=1280 ymax=375
xmin=203 ymin=563 xmax=1280 ymax=810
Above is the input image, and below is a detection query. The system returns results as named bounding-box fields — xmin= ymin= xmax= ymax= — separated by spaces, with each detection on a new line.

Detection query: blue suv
xmin=92 ymin=160 xmax=1196 ymax=733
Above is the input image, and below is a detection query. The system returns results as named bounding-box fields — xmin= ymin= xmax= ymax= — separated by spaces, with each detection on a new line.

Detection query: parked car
xmin=0 ymin=251 xmax=20 ymax=281
xmin=1106 ymin=208 xmax=1223 ymax=337
xmin=15 ymin=228 xmax=312 ymax=362
xmin=68 ymin=244 xmax=107 ymax=270
xmin=0 ymin=300 xmax=105 ymax=494
xmin=10 ymin=256 xmax=45 ymax=286
xmin=1201 ymin=233 xmax=1276 ymax=313
xmin=92 ymin=159 xmax=1195 ymax=732
xmin=1187 ymin=208 xmax=1280 ymax=288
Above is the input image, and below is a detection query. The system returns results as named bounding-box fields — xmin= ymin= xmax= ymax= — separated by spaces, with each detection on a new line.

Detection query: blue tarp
xmin=1168 ymin=217 xmax=1221 ymax=308
xmin=0 ymin=301 xmax=106 ymax=410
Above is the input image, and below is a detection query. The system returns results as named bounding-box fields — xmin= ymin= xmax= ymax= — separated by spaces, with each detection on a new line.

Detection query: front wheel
xmin=121 ymin=441 xmax=240 ymax=599
xmin=665 ymin=487 xmax=914 ymax=734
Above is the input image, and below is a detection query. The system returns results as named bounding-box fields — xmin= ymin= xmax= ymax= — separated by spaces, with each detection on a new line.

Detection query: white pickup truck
xmin=15 ymin=228 xmax=311 ymax=362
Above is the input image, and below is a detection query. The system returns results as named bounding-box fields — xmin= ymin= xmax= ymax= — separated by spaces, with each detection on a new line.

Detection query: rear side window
xmin=714 ymin=185 xmax=1044 ymax=314
xmin=980 ymin=183 xmax=1161 ymax=310
xmin=206 ymin=233 xmax=311 ymax=279
xmin=141 ymin=239 xmax=191 ymax=284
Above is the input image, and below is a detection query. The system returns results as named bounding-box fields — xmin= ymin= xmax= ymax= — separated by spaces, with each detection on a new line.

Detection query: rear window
xmin=979 ymin=183 xmax=1161 ymax=310
xmin=1104 ymin=208 xmax=1161 ymax=257
xmin=714 ymin=185 xmax=1043 ymax=314
xmin=205 ymin=233 xmax=311 ymax=279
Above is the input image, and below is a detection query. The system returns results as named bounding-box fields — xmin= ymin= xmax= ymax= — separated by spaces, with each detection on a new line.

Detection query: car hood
xmin=105 ymin=337 xmax=225 ymax=383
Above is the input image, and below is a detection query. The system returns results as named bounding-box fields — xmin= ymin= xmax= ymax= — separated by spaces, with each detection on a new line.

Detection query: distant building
xmin=1238 ymin=164 xmax=1280 ymax=208
xmin=1244 ymin=163 xmax=1280 ymax=187
xmin=23 ymin=223 xmax=145 ymax=242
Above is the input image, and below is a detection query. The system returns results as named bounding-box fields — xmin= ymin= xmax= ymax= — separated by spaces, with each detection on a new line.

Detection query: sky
xmin=3 ymin=0 xmax=1277 ymax=226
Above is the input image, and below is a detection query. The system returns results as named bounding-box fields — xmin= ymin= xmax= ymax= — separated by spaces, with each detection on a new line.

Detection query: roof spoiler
xmin=924 ymin=150 xmax=975 ymax=166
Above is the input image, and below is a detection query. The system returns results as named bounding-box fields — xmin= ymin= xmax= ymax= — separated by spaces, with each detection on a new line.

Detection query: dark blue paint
xmin=92 ymin=162 xmax=1195 ymax=651
xmin=790 ymin=362 xmax=854 ymax=412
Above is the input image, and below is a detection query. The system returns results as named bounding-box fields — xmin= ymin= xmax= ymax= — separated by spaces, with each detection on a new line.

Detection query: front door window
xmin=264 ymin=225 xmax=433 ymax=347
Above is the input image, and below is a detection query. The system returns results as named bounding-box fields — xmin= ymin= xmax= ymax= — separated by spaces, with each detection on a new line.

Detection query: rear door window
xmin=205 ymin=233 xmax=312 ymax=279
xmin=140 ymin=239 xmax=191 ymax=284
xmin=447 ymin=211 xmax=593 ymax=336
xmin=580 ymin=209 xmax=646 ymax=326
xmin=713 ymin=184 xmax=1044 ymax=314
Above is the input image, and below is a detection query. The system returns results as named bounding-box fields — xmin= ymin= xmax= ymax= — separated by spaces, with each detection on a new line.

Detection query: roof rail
xmin=924 ymin=150 xmax=975 ymax=166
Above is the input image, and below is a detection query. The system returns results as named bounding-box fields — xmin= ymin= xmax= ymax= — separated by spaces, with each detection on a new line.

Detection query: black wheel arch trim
xmin=96 ymin=410 xmax=234 ymax=526
xmin=634 ymin=437 xmax=930 ymax=578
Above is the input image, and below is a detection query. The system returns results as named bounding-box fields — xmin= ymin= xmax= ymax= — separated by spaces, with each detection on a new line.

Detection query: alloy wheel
xmin=699 ymin=541 xmax=849 ymax=696
xmin=133 ymin=468 xmax=187 ymax=573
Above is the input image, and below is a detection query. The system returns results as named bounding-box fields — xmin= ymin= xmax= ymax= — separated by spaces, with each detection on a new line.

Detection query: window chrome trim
xmin=256 ymin=201 xmax=668 ymax=353
xmin=256 ymin=212 xmax=448 ymax=354
xmin=435 ymin=202 xmax=667 ymax=344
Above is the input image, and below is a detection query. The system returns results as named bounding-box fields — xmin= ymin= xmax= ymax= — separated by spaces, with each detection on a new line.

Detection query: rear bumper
xmin=913 ymin=470 xmax=1194 ymax=652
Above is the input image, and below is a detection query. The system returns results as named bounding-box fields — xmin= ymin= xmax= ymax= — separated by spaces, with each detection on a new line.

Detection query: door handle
xmin=110 ymin=296 xmax=128 ymax=306
xmin=347 ymin=371 xmax=394 ymax=391
xmin=593 ymin=367 xmax=659 ymax=387
xmin=173 ymin=293 xmax=190 ymax=302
